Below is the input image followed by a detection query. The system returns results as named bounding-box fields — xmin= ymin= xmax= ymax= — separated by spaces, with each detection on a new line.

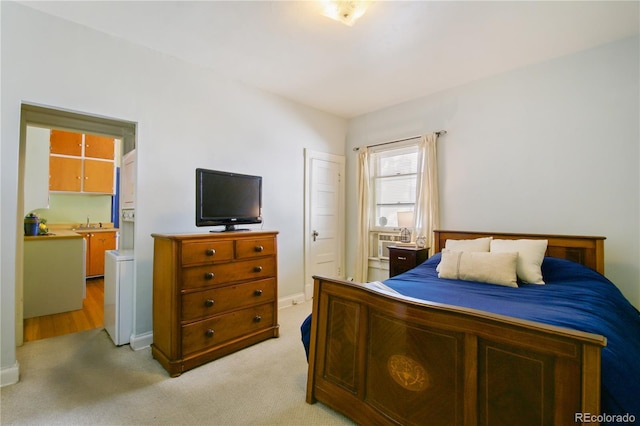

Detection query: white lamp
xmin=397 ymin=211 xmax=414 ymax=243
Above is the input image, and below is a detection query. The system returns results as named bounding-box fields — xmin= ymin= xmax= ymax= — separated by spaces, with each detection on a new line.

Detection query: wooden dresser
xmin=151 ymin=231 xmax=279 ymax=376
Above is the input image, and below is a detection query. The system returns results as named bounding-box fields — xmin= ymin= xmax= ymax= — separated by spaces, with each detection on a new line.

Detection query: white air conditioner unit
xmin=377 ymin=233 xmax=401 ymax=259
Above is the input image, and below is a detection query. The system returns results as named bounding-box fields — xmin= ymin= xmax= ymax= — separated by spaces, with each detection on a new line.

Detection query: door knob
xmin=312 ymin=230 xmax=319 ymax=242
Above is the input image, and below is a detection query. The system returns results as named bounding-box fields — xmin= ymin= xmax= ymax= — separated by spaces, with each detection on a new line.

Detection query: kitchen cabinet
xmin=85 ymin=134 xmax=115 ymax=160
xmin=120 ymin=149 xmax=136 ymax=209
xmin=24 ymin=234 xmax=84 ymax=318
xmin=24 ymin=126 xmax=52 ymax=213
xmin=81 ymin=230 xmax=117 ymax=277
xmin=84 ymin=159 xmax=116 ymax=193
xmin=50 ymin=130 xmax=82 ymax=156
xmin=49 ymin=156 xmax=82 ymax=192
xmin=49 ymin=129 xmax=116 ymax=194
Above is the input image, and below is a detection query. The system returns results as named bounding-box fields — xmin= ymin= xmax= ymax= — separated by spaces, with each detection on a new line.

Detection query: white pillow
xmin=444 ymin=237 xmax=492 ymax=252
xmin=438 ymin=237 xmax=493 ymax=272
xmin=438 ymin=249 xmax=518 ymax=287
xmin=490 ymin=239 xmax=548 ymax=284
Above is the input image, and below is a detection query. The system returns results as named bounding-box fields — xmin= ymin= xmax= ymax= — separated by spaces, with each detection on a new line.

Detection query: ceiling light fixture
xmin=322 ymin=1 xmax=371 ymax=27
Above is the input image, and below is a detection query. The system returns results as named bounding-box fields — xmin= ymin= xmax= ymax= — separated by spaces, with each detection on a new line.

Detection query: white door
xmin=304 ymin=150 xmax=345 ymax=300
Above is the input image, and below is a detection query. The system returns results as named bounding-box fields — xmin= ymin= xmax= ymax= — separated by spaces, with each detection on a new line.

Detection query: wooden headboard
xmin=434 ymin=230 xmax=606 ymax=274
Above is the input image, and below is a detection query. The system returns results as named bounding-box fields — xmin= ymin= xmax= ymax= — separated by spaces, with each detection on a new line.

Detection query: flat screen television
xmin=196 ymin=168 xmax=262 ymax=232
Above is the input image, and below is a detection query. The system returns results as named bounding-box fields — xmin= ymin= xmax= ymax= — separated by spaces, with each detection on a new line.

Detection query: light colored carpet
xmin=1 ymin=302 xmax=354 ymax=425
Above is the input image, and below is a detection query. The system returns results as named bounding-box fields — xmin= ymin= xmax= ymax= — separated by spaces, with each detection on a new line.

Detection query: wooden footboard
xmin=306 ymin=276 xmax=606 ymax=426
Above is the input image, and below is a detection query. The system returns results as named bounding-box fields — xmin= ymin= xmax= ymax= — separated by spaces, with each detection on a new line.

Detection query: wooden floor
xmin=23 ymin=277 xmax=104 ymax=342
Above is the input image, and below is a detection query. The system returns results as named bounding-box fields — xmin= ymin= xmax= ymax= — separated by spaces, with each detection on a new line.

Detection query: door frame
xmin=16 ymin=103 xmax=136 ymax=346
xmin=303 ymin=149 xmax=346 ymax=300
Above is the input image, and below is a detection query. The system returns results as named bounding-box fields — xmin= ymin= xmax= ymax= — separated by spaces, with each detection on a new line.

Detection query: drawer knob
xmin=205 ymin=329 xmax=215 ymax=338
xmin=204 ymin=299 xmax=215 ymax=307
xmin=398 ymin=256 xmax=407 ymax=261
xmin=253 ymin=315 xmax=262 ymax=323
xmin=254 ymin=289 xmax=263 ymax=296
xmin=204 ymin=272 xmax=215 ymax=280
xmin=254 ymin=245 xmax=264 ymax=252
xmin=253 ymin=266 xmax=263 ymax=273
xmin=205 ymin=248 xmax=216 ymax=256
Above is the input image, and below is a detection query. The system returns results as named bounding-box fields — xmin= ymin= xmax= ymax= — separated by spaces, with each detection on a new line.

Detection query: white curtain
xmin=354 ymin=148 xmax=370 ymax=282
xmin=414 ymin=133 xmax=440 ymax=252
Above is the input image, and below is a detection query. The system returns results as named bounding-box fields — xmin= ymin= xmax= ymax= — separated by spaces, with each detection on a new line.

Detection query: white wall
xmin=1 ymin=2 xmax=346 ymax=384
xmin=346 ymin=36 xmax=640 ymax=309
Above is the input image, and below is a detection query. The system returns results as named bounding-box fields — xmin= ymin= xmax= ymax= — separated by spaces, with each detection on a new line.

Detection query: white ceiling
xmin=20 ymin=1 xmax=640 ymax=118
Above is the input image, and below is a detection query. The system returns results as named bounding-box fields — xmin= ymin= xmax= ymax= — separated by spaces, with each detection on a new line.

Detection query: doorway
xmin=304 ymin=149 xmax=346 ymax=300
xmin=23 ymin=278 xmax=104 ymax=342
xmin=17 ymin=104 xmax=136 ymax=345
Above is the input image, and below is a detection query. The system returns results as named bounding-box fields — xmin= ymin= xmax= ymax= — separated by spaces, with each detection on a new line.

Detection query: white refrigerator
xmin=104 ymin=249 xmax=134 ymax=346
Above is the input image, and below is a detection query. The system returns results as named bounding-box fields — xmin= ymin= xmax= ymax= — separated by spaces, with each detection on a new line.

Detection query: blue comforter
xmin=302 ymin=254 xmax=640 ymax=420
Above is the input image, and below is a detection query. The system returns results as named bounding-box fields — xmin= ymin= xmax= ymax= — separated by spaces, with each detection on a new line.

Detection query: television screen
xmin=196 ymin=168 xmax=262 ymax=231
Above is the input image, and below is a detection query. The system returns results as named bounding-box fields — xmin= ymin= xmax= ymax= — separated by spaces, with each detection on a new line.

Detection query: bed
xmin=303 ymin=230 xmax=640 ymax=425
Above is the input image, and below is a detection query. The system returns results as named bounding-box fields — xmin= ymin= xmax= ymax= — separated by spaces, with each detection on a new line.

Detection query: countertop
xmin=25 ymin=223 xmax=119 ymax=240
xmin=71 ymin=228 xmax=119 ymax=234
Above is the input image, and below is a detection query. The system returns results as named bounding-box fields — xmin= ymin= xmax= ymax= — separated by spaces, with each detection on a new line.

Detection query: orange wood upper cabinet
xmin=50 ymin=130 xmax=82 ymax=156
xmin=48 ymin=130 xmax=116 ymax=194
xmin=84 ymin=159 xmax=115 ymax=193
xmin=84 ymin=134 xmax=115 ymax=160
xmin=49 ymin=156 xmax=82 ymax=192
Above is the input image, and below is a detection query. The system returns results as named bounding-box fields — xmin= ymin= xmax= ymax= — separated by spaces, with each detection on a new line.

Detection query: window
xmin=370 ymin=143 xmax=419 ymax=230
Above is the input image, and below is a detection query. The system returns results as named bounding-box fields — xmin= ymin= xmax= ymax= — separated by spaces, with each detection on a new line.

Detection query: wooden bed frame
xmin=306 ymin=231 xmax=607 ymax=426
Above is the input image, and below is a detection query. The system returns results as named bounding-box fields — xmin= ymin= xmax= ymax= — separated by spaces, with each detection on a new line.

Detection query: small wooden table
xmin=388 ymin=246 xmax=429 ymax=277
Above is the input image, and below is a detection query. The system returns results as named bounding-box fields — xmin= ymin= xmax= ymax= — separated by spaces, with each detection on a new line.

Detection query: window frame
xmin=368 ymin=141 xmax=419 ymax=233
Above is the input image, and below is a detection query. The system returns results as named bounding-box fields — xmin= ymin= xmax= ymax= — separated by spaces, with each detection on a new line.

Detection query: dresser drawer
xmin=181 ymin=257 xmax=276 ymax=289
xmin=181 ymin=278 xmax=276 ymax=322
xmin=181 ymin=240 xmax=234 ymax=266
xmin=236 ymin=237 xmax=276 ymax=259
xmin=182 ymin=303 xmax=275 ymax=355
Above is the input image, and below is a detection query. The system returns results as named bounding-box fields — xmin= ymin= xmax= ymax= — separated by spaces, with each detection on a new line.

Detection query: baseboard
xmin=129 ymin=331 xmax=153 ymax=351
xmin=0 ymin=361 xmax=20 ymax=387
xmin=278 ymin=293 xmax=305 ymax=309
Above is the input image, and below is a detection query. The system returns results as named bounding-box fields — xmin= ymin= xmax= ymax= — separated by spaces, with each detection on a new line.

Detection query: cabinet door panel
xmin=86 ymin=232 xmax=117 ymax=277
xmin=121 ymin=150 xmax=136 ymax=208
xmin=84 ymin=159 xmax=115 ymax=193
xmin=84 ymin=134 xmax=115 ymax=160
xmin=93 ymin=232 xmax=116 ymax=276
xmin=50 ymin=130 xmax=82 ymax=156
xmin=49 ymin=156 xmax=82 ymax=191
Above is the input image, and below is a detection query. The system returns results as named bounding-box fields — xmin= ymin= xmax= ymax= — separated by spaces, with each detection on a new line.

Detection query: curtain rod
xmin=352 ymin=130 xmax=447 ymax=151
